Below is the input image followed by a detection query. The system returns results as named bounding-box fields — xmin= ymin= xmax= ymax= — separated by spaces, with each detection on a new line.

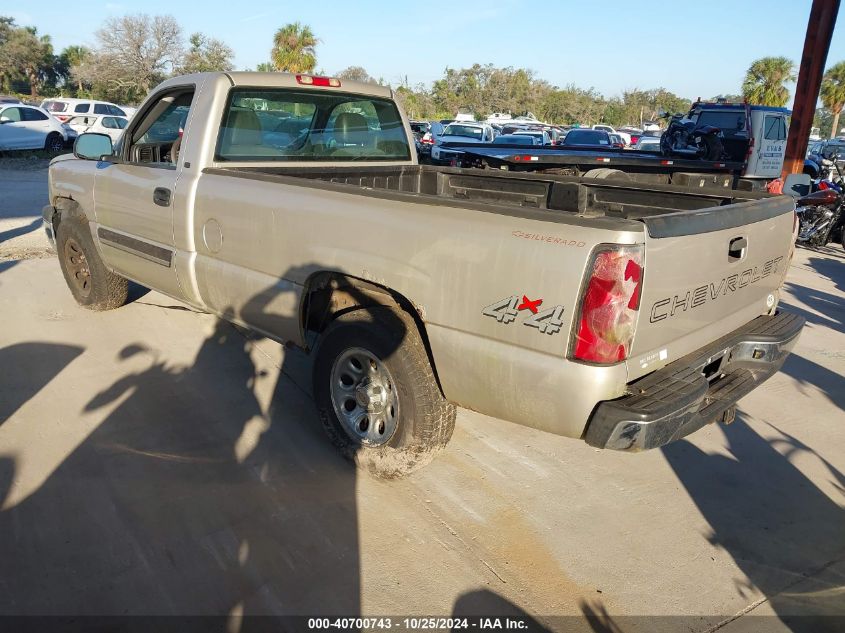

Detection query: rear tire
xmin=56 ymin=216 xmax=129 ymax=310
xmin=313 ymin=306 xmax=456 ymax=479
xmin=583 ymin=168 xmax=631 ymax=181
xmin=701 ymin=134 xmax=723 ymax=161
xmin=45 ymin=132 xmax=64 ymax=152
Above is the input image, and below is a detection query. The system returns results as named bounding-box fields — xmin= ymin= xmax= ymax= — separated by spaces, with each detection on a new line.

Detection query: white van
xmin=742 ymin=106 xmax=789 ymax=180
xmin=39 ymin=98 xmax=128 ymax=123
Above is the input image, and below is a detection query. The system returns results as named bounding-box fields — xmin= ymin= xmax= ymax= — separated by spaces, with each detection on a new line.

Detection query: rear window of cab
xmin=43 ymin=101 xmax=68 ymax=113
xmin=215 ymin=88 xmax=411 ymax=162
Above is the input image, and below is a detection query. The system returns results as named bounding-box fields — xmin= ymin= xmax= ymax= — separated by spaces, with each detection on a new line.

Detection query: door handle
xmin=728 ymin=236 xmax=747 ymax=262
xmin=153 ymin=187 xmax=171 ymax=207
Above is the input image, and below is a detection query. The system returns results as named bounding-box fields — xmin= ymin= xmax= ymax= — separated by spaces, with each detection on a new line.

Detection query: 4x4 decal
xmin=482 ymin=295 xmax=565 ymax=335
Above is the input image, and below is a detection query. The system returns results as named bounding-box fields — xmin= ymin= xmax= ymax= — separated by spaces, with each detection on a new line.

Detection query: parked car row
xmin=408 ymin=113 xmax=669 ymax=164
xmin=0 ymin=96 xmax=133 ymax=152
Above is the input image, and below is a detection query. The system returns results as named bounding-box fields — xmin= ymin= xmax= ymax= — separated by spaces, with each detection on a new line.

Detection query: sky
xmin=9 ymin=0 xmax=845 ymax=103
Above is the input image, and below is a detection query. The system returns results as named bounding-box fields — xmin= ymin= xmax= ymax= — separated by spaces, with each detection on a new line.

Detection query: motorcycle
xmin=658 ymin=111 xmax=724 ymax=161
xmin=795 ymin=153 xmax=845 ymax=249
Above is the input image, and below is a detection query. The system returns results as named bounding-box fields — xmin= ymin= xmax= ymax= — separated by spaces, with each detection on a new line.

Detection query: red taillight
xmin=572 ymin=245 xmax=643 ymax=364
xmin=56 ymin=115 xmax=69 ymax=122
xmin=296 ymin=74 xmax=341 ymax=87
xmin=631 ymin=135 xmax=640 ymax=144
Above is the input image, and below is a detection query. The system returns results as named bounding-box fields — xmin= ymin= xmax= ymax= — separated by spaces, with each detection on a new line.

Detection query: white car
xmin=0 ymin=104 xmax=70 ymax=151
xmin=40 ymin=97 xmax=128 ymax=123
xmin=65 ymin=114 xmax=129 ymax=143
xmin=592 ymin=124 xmax=631 ymax=146
xmin=634 ymin=136 xmax=662 ymax=152
xmin=431 ymin=122 xmax=495 ymax=164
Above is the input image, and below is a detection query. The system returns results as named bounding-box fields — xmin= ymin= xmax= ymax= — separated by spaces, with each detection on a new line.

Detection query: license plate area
xmin=699 ymin=348 xmax=730 ymax=383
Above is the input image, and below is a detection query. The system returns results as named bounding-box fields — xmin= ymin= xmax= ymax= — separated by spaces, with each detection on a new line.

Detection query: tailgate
xmin=628 ymin=196 xmax=794 ymax=380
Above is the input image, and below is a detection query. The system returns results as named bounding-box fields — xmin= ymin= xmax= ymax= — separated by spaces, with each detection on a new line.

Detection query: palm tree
xmin=821 ymin=61 xmax=845 ymax=138
xmin=741 ymin=57 xmax=796 ymax=107
xmin=270 ymin=22 xmax=317 ymax=73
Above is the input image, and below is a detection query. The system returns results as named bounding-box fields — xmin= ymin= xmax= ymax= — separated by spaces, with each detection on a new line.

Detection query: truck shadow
xmin=805 ymin=253 xmax=845 ymax=292
xmin=661 ymin=414 xmax=845 ymax=631
xmin=781 ymin=283 xmax=844 ymax=331
xmin=778 ymin=352 xmax=845 ymax=413
xmin=0 ymin=269 xmax=409 ymax=628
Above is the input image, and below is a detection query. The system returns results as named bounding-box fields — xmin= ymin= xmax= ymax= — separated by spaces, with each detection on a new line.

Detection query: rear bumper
xmin=584 ymin=311 xmax=805 ymax=451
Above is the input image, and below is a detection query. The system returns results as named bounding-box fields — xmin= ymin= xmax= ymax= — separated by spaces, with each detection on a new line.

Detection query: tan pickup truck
xmin=43 ymin=72 xmax=804 ymax=477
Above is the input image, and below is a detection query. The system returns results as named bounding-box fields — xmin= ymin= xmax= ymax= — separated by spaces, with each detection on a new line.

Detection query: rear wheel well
xmin=301 ymin=272 xmax=444 ymax=393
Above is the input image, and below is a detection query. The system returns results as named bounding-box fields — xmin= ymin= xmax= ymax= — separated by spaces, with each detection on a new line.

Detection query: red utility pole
xmin=781 ymin=0 xmax=841 ymax=180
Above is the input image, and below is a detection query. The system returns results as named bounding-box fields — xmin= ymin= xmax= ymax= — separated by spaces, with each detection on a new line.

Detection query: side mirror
xmin=783 ymin=173 xmax=812 ymax=198
xmin=74 ymin=132 xmax=113 ymax=160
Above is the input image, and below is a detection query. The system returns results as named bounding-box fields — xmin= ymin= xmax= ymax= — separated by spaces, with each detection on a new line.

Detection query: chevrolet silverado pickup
xmin=43 ymin=72 xmax=804 ymax=478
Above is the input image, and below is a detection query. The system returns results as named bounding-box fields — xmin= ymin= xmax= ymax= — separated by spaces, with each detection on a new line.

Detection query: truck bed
xmin=209 ymin=164 xmax=771 ymax=225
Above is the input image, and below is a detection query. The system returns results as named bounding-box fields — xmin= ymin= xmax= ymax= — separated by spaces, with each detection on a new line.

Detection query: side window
xmin=125 ymin=88 xmax=195 ymax=166
xmin=1 ymin=107 xmax=22 ymax=122
xmin=764 ymin=115 xmax=787 ymax=141
xmin=74 ymin=103 xmax=90 ymax=113
xmin=22 ymin=108 xmax=48 ymax=121
xmin=94 ymin=103 xmax=121 ymax=115
xmin=102 ymin=117 xmax=116 ymax=129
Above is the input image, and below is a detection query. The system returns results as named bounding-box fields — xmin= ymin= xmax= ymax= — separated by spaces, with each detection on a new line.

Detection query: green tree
xmin=741 ymin=56 xmax=795 ymax=107
xmin=0 ymin=16 xmax=15 ymax=91
xmin=711 ymin=93 xmax=744 ymax=102
xmin=270 ymin=22 xmax=317 ymax=73
xmin=256 ymin=62 xmax=275 ymax=72
xmin=2 ymin=26 xmax=55 ymax=98
xmin=813 ymin=107 xmax=833 ymax=139
xmin=64 ymin=45 xmax=92 ymax=93
xmin=336 ymin=66 xmax=375 ymax=84
xmin=178 ymin=32 xmax=234 ymax=74
xmin=820 ymin=61 xmax=845 ymax=138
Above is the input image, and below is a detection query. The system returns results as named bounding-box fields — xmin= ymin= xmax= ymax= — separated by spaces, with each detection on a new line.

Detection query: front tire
xmin=56 ymin=216 xmax=129 ymax=310
xmin=659 ymin=132 xmax=673 ymax=157
xmin=45 ymin=132 xmax=64 ymax=152
xmin=313 ymin=306 xmax=456 ymax=479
